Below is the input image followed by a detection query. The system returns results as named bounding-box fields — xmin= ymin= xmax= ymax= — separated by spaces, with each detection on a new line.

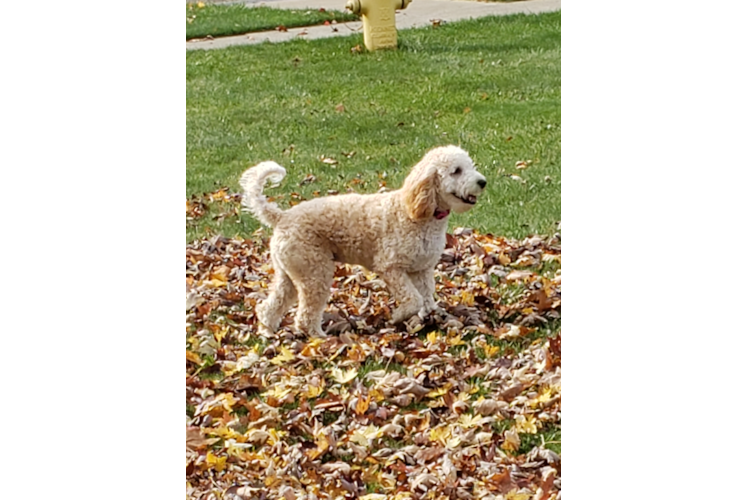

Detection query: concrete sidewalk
xmin=187 ymin=0 xmax=560 ymax=50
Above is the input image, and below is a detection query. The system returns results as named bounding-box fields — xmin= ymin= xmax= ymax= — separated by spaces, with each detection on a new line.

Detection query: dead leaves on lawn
xmin=186 ymin=215 xmax=561 ymax=499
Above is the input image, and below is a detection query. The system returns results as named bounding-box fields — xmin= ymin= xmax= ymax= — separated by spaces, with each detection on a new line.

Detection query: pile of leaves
xmin=187 ymin=225 xmax=561 ymax=500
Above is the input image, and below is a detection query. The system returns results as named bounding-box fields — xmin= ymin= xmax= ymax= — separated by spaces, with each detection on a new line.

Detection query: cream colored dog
xmin=239 ymin=145 xmax=487 ymax=337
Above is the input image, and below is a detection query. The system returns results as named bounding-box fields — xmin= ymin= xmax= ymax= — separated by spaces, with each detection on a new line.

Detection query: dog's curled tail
xmin=239 ymin=161 xmax=287 ymax=227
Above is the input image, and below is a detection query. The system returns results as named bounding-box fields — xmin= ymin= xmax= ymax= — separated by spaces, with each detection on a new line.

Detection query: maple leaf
xmin=349 ymin=425 xmax=379 ymax=447
xmin=330 ymin=366 xmax=358 ymax=384
xmin=354 ymin=393 xmax=371 ymax=415
xmin=429 ymin=425 xmax=451 ymax=445
xmin=528 ymin=385 xmax=556 ymax=409
xmin=304 ymin=381 xmax=325 ymax=398
xmin=205 ymin=452 xmax=226 ymax=472
xmin=426 ymin=382 xmax=453 ymax=399
xmin=514 ymin=414 xmax=538 ymax=434
xmin=426 ymin=330 xmax=439 ymax=345
xmin=483 ymin=343 xmax=501 ymax=357
xmin=269 ymin=345 xmax=295 ymax=365
xmin=307 ymin=433 xmax=330 ymax=460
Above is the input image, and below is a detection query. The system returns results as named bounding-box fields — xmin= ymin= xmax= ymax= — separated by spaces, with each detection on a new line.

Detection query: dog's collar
xmin=434 ymin=208 xmax=450 ymax=219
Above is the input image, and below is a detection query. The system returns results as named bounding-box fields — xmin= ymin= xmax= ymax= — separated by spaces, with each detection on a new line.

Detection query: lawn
xmin=187 ymin=3 xmax=359 ymax=40
xmin=186 ymin=11 xmax=560 ymax=243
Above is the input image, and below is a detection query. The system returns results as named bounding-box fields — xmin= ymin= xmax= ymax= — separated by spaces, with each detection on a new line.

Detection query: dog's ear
xmin=403 ymin=165 xmax=438 ymax=221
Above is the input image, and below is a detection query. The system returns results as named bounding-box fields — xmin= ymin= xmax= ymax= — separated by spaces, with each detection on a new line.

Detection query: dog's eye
xmin=451 ymin=167 xmax=462 ymax=176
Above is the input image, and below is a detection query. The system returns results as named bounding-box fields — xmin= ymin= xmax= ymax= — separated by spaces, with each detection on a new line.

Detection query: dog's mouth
xmin=452 ymin=192 xmax=477 ymax=205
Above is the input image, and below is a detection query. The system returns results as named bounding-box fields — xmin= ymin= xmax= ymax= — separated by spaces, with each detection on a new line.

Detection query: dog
xmin=239 ymin=145 xmax=486 ymax=337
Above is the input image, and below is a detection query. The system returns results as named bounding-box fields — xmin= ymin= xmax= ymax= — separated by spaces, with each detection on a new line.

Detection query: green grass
xmin=187 ymin=3 xmax=359 ymax=40
xmin=187 ymin=12 xmax=560 ymax=242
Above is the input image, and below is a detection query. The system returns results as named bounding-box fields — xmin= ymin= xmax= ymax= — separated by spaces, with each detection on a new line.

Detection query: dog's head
xmin=402 ymin=145 xmax=487 ymax=220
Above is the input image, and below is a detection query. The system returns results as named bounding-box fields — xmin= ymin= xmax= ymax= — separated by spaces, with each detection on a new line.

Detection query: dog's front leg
xmin=381 ymin=270 xmax=424 ymax=325
xmin=408 ymin=269 xmax=442 ymax=319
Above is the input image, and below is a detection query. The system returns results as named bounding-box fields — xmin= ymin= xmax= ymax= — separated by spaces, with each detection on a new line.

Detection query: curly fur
xmin=240 ymin=145 xmax=487 ymax=336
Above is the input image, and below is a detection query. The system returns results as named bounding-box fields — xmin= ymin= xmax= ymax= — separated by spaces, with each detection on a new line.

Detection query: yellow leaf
xmin=331 ymin=367 xmax=358 ymax=384
xmin=426 ymin=382 xmax=453 ymax=399
xmin=369 ymin=388 xmax=385 ymax=402
xmin=269 ymin=345 xmax=295 ymax=365
xmin=354 ymin=394 xmax=371 ymax=415
xmin=429 ymin=426 xmax=451 ymax=445
xmin=215 ymin=393 xmax=236 ymax=411
xmin=514 ymin=415 xmax=538 ymax=434
xmin=210 ymin=265 xmax=230 ymax=282
xmin=205 ymin=452 xmax=226 ymax=472
xmin=221 ymin=361 xmax=239 ymax=376
xmin=207 ymin=426 xmax=241 ymax=440
xmin=529 ymin=386 xmax=554 ymax=408
xmin=305 ymin=382 xmax=325 ymax=398
xmin=186 ymin=350 xmax=201 ymax=364
xmin=264 ymin=385 xmax=293 ymax=401
xmin=265 ymin=475 xmax=282 ymax=488
xmin=506 ymin=490 xmax=532 ymax=500
xmin=457 ymin=413 xmax=485 ymax=429
xmin=300 ymin=337 xmax=325 ymax=357
xmin=350 ymin=425 xmax=379 ymax=446
xmin=483 ymin=344 xmax=500 ymax=358
xmin=266 ymin=428 xmax=286 ymax=446
xmin=208 ymin=277 xmax=227 ymax=288
xmin=426 ymin=331 xmax=439 ymax=345
xmin=446 ymin=332 xmax=465 ymax=346
xmin=196 ymin=1 xmax=205 ymax=7
xmin=460 ymin=290 xmax=475 ymax=306
xmin=307 ymin=433 xmax=329 ymax=459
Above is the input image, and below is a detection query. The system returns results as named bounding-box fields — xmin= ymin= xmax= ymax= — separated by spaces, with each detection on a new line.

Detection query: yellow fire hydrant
xmin=345 ymin=0 xmax=412 ymax=51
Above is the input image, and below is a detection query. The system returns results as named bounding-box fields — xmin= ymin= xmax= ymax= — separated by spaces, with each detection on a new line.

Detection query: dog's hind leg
xmin=256 ymin=268 xmax=297 ymax=336
xmin=285 ymin=256 xmax=335 ymax=338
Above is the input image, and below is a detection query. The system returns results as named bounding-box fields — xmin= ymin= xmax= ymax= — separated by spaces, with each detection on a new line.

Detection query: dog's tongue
xmin=434 ymin=208 xmax=450 ymax=219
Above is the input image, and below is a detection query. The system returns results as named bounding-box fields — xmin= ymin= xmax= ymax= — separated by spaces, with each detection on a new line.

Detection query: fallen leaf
xmin=501 ymin=428 xmax=521 ymax=452
xmin=331 ymin=366 xmax=358 ymax=384
xmin=354 ymin=393 xmax=371 ymax=415
xmin=269 ymin=345 xmax=295 ymax=365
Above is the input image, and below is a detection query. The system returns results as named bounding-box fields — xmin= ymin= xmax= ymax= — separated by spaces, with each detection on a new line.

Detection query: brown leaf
xmin=186 ymin=426 xmax=218 ymax=451
xmin=414 ymin=445 xmax=444 ymax=463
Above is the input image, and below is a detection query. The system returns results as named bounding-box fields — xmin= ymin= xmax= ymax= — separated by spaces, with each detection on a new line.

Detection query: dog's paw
xmin=257 ymin=322 xmax=276 ymax=338
xmin=389 ymin=308 xmax=410 ymax=325
xmin=417 ymin=308 xmax=429 ymax=321
xmin=404 ymin=315 xmax=425 ymax=334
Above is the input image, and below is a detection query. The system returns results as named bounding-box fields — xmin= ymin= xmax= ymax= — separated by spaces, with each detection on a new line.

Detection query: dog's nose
xmin=477 ymin=178 xmax=487 ymax=189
